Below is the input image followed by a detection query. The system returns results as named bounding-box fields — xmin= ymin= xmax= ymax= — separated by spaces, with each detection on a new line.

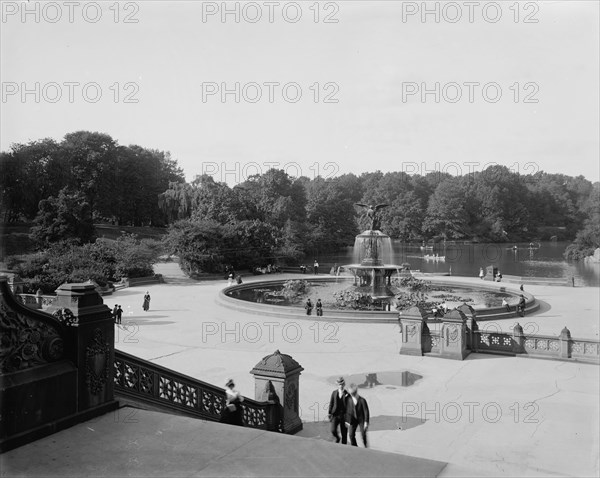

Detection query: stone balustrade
xmin=400 ymin=306 xmax=599 ymax=364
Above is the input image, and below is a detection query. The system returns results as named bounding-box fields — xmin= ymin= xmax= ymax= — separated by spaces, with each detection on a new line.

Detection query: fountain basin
xmin=219 ymin=276 xmax=539 ymax=323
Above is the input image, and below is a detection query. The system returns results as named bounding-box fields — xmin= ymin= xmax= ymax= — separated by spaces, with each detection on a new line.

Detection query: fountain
xmin=220 ymin=202 xmax=538 ymax=321
xmin=343 ymin=204 xmax=406 ymax=309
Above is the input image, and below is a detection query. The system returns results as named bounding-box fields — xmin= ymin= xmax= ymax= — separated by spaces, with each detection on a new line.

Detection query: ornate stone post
xmin=250 ymin=350 xmax=304 ymax=434
xmin=559 ymin=326 xmax=571 ymax=359
xmin=513 ymin=323 xmax=525 ymax=355
xmin=47 ymin=283 xmax=116 ymax=413
xmin=399 ymin=306 xmax=427 ymax=356
xmin=7 ymin=274 xmax=24 ymax=295
xmin=440 ymin=309 xmax=470 ymax=360
xmin=457 ymin=304 xmax=477 ymax=352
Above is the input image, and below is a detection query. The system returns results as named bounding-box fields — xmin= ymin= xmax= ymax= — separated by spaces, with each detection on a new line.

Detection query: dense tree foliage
xmin=30 ymin=188 xmax=95 ymax=247
xmin=564 ymin=183 xmax=600 ymax=260
xmin=0 ymin=131 xmax=184 ymax=226
xmin=159 ymin=167 xmax=599 ymax=273
xmin=2 ymin=132 xmax=598 ymax=274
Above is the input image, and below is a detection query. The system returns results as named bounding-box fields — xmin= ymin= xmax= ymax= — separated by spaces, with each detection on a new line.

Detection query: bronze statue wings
xmin=355 ymin=203 xmax=390 ymax=211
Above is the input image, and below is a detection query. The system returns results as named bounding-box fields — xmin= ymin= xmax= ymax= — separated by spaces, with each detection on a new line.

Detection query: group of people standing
xmin=112 ymin=290 xmax=151 ymax=323
xmin=305 ymin=298 xmax=323 ymax=316
xmin=227 ymin=272 xmax=243 ymax=286
xmin=218 ymin=376 xmax=371 ymax=449
xmin=328 ymin=377 xmax=370 ymax=447
xmin=111 ymin=304 xmax=123 ymax=324
xmin=479 ymin=267 xmax=504 ymax=282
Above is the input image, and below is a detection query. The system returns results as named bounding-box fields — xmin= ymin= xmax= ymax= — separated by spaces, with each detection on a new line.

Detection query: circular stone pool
xmin=220 ymin=276 xmax=538 ymax=322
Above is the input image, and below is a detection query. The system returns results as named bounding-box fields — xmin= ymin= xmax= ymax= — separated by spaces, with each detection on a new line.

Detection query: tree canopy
xmin=2 ymin=132 xmax=598 ymax=273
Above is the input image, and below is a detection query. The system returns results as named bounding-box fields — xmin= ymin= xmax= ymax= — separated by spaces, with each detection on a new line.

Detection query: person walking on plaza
xmin=314 ymin=260 xmax=319 ymax=275
xmin=219 ymin=379 xmax=244 ymax=427
xmin=112 ymin=304 xmax=118 ymax=323
xmin=116 ymin=305 xmax=123 ymax=324
xmin=305 ymin=298 xmax=313 ymax=316
xmin=143 ymin=292 xmax=151 ymax=311
xmin=345 ymin=383 xmax=370 ymax=447
xmin=328 ymin=377 xmax=349 ymax=444
xmin=479 ymin=267 xmax=484 ymax=280
xmin=316 ymin=298 xmax=323 ymax=317
xmin=518 ymin=294 xmax=526 ymax=317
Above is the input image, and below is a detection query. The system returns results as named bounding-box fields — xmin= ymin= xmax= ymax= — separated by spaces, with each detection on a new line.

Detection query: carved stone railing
xmin=114 ymin=349 xmax=283 ymax=432
xmin=400 ymin=304 xmax=599 ymax=364
xmin=523 ymin=334 xmax=561 ymax=357
xmin=569 ymin=338 xmax=600 ymax=362
xmin=16 ymin=293 xmax=57 ymax=310
xmin=475 ymin=331 xmax=515 ymax=355
xmin=1 ymin=278 xmax=118 ymax=452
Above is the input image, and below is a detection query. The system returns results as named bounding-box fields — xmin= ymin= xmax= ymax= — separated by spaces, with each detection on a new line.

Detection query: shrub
xmin=8 ymin=233 xmax=159 ymax=292
xmin=281 ymin=279 xmax=309 ymax=301
xmin=333 ymin=289 xmax=373 ymax=310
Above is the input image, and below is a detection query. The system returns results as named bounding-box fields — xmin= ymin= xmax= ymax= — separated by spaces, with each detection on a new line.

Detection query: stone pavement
xmin=0 ymin=407 xmax=448 ymax=477
xmin=3 ymin=263 xmax=599 ymax=477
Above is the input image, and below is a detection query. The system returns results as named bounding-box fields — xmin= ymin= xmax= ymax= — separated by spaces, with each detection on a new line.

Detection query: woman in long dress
xmin=220 ymin=379 xmax=244 ymax=426
xmin=142 ymin=292 xmax=150 ymax=311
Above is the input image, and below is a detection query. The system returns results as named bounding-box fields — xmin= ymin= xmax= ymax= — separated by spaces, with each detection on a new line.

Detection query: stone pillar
xmin=440 ymin=309 xmax=470 ymax=360
xmin=35 ymin=288 xmax=43 ymax=309
xmin=457 ymin=304 xmax=477 ymax=352
xmin=512 ymin=323 xmax=525 ymax=354
xmin=399 ymin=306 xmax=427 ymax=356
xmin=559 ymin=326 xmax=571 ymax=359
xmin=250 ymin=350 xmax=304 ymax=434
xmin=47 ymin=283 xmax=115 ymax=413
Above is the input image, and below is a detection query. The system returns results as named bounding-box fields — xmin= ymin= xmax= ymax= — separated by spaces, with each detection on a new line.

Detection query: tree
xmin=422 ymin=179 xmax=470 ymax=240
xmin=304 ymin=177 xmax=359 ymax=253
xmin=163 ymin=219 xmax=225 ymax=275
xmin=30 ymin=188 xmax=95 ymax=247
xmin=565 ymin=183 xmax=600 ymax=260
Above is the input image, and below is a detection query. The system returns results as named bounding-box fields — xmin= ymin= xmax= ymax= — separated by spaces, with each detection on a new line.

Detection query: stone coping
xmin=217 ymin=275 xmax=538 ymax=323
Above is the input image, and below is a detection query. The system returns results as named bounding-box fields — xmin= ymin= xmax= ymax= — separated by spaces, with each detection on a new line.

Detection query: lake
xmin=316 ymin=241 xmax=599 ymax=287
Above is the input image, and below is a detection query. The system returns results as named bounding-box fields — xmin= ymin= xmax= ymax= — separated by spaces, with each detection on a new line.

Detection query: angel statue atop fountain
xmin=355 ymin=203 xmax=390 ymax=231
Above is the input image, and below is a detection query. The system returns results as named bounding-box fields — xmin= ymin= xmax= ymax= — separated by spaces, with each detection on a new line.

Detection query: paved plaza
xmin=93 ymin=262 xmax=600 ymax=477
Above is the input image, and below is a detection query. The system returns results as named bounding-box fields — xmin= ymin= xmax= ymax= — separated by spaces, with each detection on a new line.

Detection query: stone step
xmin=1 ymin=406 xmax=449 ymax=478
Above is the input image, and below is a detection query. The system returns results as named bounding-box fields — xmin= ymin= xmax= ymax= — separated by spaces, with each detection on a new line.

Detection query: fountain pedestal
xmin=348 ymin=230 xmax=401 ymax=307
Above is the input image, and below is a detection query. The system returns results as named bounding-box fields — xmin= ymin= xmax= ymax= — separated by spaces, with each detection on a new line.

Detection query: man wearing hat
xmin=345 ymin=383 xmax=370 ymax=447
xmin=328 ymin=377 xmax=349 ymax=443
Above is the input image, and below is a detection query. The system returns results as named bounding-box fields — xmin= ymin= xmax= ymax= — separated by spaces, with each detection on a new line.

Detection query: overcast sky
xmin=2 ymin=1 xmax=599 ymax=185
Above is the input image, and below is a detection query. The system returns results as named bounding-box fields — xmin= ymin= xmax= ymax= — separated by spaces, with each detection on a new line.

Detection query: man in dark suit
xmin=345 ymin=383 xmax=370 ymax=447
xmin=328 ymin=377 xmax=348 ymax=444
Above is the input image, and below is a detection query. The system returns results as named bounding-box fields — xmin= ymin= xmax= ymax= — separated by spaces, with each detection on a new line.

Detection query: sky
xmin=1 ymin=1 xmax=599 ymax=185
